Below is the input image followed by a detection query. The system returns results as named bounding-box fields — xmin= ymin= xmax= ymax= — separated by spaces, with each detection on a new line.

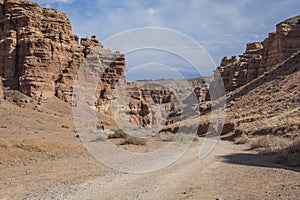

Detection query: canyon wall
xmin=0 ymin=0 xmax=83 ymax=101
xmin=217 ymin=15 xmax=300 ymax=92
xmin=128 ymin=86 xmax=180 ymax=127
xmin=0 ymin=0 xmax=126 ymax=108
xmin=125 ymin=78 xmax=210 ymax=128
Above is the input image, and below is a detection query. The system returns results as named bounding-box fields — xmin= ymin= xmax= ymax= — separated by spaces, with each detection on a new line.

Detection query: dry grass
xmin=107 ymin=129 xmax=128 ymax=139
xmin=249 ymin=135 xmax=291 ymax=151
xmin=235 ymin=108 xmax=300 ymax=135
xmin=234 ymin=134 xmax=251 ymax=144
xmin=236 ymin=134 xmax=300 ymax=166
xmin=119 ymin=136 xmax=146 ymax=146
xmin=108 ymin=129 xmax=146 ymax=146
xmin=156 ymin=132 xmax=174 ymax=142
xmin=275 ymin=138 xmax=300 ymax=166
xmin=3 ymin=89 xmax=25 ymax=106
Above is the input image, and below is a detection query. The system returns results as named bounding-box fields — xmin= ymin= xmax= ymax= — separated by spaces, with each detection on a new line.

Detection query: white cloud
xmin=147 ymin=8 xmax=158 ymax=16
xmin=31 ymin=0 xmax=300 ymax=79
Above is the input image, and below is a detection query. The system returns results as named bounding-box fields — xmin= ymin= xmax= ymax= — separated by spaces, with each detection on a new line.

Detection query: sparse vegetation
xmin=119 ymin=135 xmax=146 ymax=146
xmin=249 ymin=135 xmax=291 ymax=152
xmin=156 ymin=131 xmax=174 ymax=142
xmin=108 ymin=129 xmax=146 ymax=145
xmin=275 ymin=138 xmax=300 ymax=166
xmin=234 ymin=134 xmax=251 ymax=144
xmin=234 ymin=134 xmax=299 ymax=166
xmin=3 ymin=90 xmax=25 ymax=106
xmin=250 ymin=136 xmax=271 ymax=149
xmin=107 ymin=129 xmax=128 ymax=139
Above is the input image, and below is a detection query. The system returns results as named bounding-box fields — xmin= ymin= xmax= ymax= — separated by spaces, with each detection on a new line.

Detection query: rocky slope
xmin=0 ymin=0 xmax=126 ymax=109
xmin=217 ymin=15 xmax=300 ymax=92
xmin=160 ymin=16 xmax=300 ymax=138
xmin=217 ymin=16 xmax=300 ymax=139
xmin=224 ymin=50 xmax=300 ymax=138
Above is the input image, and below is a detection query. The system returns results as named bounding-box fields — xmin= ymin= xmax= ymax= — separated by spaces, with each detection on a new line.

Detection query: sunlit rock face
xmin=0 ymin=0 xmax=126 ymax=107
xmin=216 ymin=15 xmax=300 ymax=92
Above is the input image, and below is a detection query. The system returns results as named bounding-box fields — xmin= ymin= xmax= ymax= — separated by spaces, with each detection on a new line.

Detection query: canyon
xmin=0 ymin=1 xmax=299 ymax=199
xmin=0 ymin=0 xmax=299 ymax=137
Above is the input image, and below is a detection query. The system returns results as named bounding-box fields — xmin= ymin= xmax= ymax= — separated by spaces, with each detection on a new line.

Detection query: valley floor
xmin=0 ymin=102 xmax=299 ymax=200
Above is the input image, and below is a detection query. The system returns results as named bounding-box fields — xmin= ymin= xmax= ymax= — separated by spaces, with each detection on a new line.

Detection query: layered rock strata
xmin=128 ymin=86 xmax=180 ymax=127
xmin=217 ymin=15 xmax=300 ymax=92
xmin=0 ymin=0 xmax=126 ymax=108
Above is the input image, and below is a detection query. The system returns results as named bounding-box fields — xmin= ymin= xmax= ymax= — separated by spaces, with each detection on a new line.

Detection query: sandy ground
xmin=0 ymin=101 xmax=299 ymax=200
xmin=21 ymin=140 xmax=299 ymax=200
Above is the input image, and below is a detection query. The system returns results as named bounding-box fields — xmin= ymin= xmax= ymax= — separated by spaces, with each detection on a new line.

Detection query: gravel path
xmin=18 ymin=139 xmax=300 ymax=200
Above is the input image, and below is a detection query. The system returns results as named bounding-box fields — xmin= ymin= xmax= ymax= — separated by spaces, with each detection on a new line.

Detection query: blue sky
xmin=33 ymin=0 xmax=300 ymax=80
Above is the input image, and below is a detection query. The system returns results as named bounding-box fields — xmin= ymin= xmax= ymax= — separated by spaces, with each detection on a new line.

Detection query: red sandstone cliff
xmin=0 ymin=0 xmax=126 ymax=107
xmin=217 ymin=15 xmax=300 ymax=92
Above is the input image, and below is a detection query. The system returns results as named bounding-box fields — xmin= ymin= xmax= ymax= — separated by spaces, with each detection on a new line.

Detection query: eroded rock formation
xmin=125 ymin=77 xmax=213 ymax=128
xmin=217 ymin=15 xmax=300 ymax=92
xmin=95 ymin=49 xmax=126 ymax=113
xmin=0 ymin=0 xmax=82 ymax=101
xmin=0 ymin=0 xmax=126 ymax=108
xmin=128 ymin=85 xmax=180 ymax=127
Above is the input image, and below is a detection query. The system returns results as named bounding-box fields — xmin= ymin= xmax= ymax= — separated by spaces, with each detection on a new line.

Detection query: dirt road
xmin=19 ymin=139 xmax=299 ymax=200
